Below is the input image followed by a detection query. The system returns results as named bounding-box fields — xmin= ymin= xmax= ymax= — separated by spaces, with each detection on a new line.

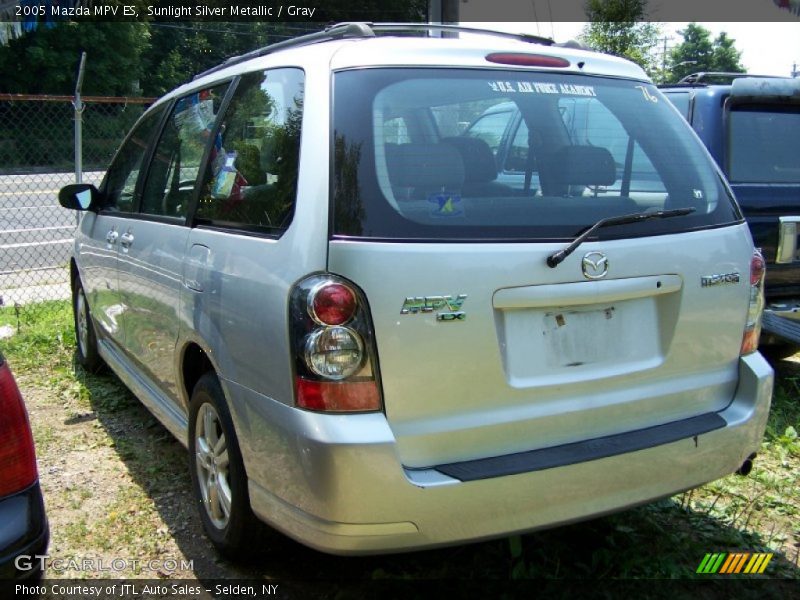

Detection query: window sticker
xmin=487 ymin=81 xmax=597 ymax=97
xmin=428 ymin=193 xmax=464 ymax=218
xmin=635 ymin=85 xmax=659 ymax=103
xmin=211 ymin=152 xmax=240 ymax=199
xmin=174 ymin=90 xmax=216 ymax=135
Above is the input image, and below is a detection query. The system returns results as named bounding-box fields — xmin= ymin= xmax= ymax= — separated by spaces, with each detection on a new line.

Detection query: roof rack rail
xmin=193 ymin=22 xmax=373 ymax=80
xmin=675 ymin=72 xmax=776 ymax=85
xmin=367 ymin=22 xmax=553 ymax=45
xmin=194 ymin=22 xmax=555 ymax=81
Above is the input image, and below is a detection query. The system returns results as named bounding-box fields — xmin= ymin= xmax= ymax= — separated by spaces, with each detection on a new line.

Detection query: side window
xmin=559 ymin=98 xmax=664 ymax=196
xmin=197 ymin=68 xmax=304 ymax=234
xmin=140 ymin=85 xmax=229 ymax=218
xmin=102 ymin=105 xmax=166 ymax=212
xmin=383 ymin=117 xmax=411 ymax=144
xmin=465 ymin=110 xmax=512 ymax=155
xmin=728 ymin=106 xmax=800 ymax=183
xmin=505 ymin=120 xmax=529 ymax=173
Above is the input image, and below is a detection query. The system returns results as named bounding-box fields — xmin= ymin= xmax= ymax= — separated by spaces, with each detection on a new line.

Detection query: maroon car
xmin=0 ymin=351 xmax=48 ymax=579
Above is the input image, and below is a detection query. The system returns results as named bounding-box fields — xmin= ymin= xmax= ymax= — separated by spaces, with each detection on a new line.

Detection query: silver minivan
xmin=59 ymin=24 xmax=773 ymax=556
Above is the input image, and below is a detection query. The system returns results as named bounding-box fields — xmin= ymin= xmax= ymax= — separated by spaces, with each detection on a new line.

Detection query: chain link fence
xmin=0 ymin=94 xmax=153 ymax=328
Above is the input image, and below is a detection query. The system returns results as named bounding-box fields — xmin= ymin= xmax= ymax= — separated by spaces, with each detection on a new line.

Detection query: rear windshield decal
xmin=488 ymin=81 xmax=597 ymax=97
xmin=635 ymin=85 xmax=659 ymax=103
xmin=428 ymin=193 xmax=464 ymax=218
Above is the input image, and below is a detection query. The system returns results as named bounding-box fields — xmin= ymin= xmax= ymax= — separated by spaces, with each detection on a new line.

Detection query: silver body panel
xmin=243 ymin=353 xmax=771 ymax=554
xmin=327 ymin=226 xmax=755 ymax=468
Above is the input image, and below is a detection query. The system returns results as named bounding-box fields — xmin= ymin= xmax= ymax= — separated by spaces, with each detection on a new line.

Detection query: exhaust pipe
xmin=736 ymin=453 xmax=757 ymax=476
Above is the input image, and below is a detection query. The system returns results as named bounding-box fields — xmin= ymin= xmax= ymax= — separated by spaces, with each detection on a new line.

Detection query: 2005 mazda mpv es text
xmin=59 ymin=23 xmax=773 ymax=556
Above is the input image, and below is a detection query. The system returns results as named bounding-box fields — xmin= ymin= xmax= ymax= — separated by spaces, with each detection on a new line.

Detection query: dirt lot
xmin=3 ymin=305 xmax=799 ymax=594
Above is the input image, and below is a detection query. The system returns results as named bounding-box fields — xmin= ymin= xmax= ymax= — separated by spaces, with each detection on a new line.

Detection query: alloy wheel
xmin=194 ymin=402 xmax=232 ymax=529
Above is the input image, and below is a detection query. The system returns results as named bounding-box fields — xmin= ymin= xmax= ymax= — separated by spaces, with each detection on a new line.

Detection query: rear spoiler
xmin=728 ymin=77 xmax=800 ymax=106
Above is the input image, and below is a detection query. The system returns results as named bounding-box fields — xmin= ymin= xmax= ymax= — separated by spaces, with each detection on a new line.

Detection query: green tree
xmin=140 ymin=22 xmax=312 ymax=96
xmin=0 ymin=0 xmax=428 ymax=97
xmin=580 ymin=0 xmax=662 ymax=77
xmin=711 ymin=31 xmax=745 ymax=73
xmin=0 ymin=21 xmax=150 ymax=95
xmin=668 ymin=23 xmax=745 ymax=83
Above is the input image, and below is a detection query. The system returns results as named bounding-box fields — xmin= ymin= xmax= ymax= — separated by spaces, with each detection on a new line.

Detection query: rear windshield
xmin=332 ymin=69 xmax=740 ymax=241
xmin=728 ymin=105 xmax=800 ymax=184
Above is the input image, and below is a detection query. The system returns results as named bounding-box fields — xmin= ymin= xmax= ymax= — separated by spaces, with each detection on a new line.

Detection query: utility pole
xmin=658 ymin=36 xmax=674 ymax=83
xmin=792 ymin=62 xmax=798 ymax=78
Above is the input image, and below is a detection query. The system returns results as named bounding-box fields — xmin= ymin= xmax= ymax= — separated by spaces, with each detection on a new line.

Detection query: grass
xmin=0 ymin=300 xmax=74 ymax=372
xmin=2 ymin=300 xmax=798 ymax=584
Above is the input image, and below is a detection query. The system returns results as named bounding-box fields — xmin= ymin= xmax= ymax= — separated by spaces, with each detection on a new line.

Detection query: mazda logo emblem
xmin=582 ymin=252 xmax=608 ymax=279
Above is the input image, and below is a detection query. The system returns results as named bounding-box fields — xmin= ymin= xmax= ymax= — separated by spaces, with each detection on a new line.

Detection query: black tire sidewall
xmin=188 ymin=372 xmax=258 ymax=556
xmin=72 ymin=278 xmax=102 ymax=372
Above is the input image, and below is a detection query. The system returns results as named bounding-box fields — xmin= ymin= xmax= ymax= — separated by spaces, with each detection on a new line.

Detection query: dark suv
xmin=661 ymin=74 xmax=800 ymax=351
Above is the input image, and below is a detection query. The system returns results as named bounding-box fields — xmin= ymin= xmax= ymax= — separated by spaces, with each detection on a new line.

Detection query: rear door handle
xmin=106 ymin=229 xmax=118 ymax=245
xmin=120 ymin=232 xmax=135 ymax=249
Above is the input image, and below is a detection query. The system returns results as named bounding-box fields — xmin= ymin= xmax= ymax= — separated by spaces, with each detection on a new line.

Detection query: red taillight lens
xmin=0 ymin=362 xmax=38 ymax=497
xmin=750 ymin=252 xmax=766 ymax=286
xmin=309 ymin=282 xmax=357 ymax=326
xmin=291 ymin=275 xmax=383 ymax=413
xmin=742 ymin=250 xmax=766 ymax=355
xmin=296 ymin=377 xmax=381 ymax=412
xmin=485 ymin=53 xmax=570 ymax=68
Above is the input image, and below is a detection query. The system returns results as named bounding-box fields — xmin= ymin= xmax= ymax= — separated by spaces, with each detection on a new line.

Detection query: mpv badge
xmin=582 ymin=252 xmax=608 ymax=280
xmin=401 ymin=294 xmax=467 ymax=322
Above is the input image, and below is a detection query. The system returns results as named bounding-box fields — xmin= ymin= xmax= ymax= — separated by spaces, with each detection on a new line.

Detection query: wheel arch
xmin=69 ymin=258 xmax=79 ymax=286
xmin=179 ymin=340 xmax=218 ymax=410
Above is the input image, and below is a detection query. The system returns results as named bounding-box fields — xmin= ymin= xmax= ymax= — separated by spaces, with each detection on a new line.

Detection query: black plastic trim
xmin=435 ymin=413 xmax=727 ymax=482
xmin=0 ymin=482 xmax=49 ymax=580
xmin=329 ymin=220 xmax=745 ymax=245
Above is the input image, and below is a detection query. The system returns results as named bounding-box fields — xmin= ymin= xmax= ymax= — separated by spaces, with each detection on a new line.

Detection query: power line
xmin=149 ymin=23 xmax=261 ymax=36
xmin=148 ymin=22 xmax=320 ymax=38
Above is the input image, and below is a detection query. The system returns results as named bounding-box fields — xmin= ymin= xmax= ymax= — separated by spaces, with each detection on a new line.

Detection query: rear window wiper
xmin=546 ymin=207 xmax=696 ymax=268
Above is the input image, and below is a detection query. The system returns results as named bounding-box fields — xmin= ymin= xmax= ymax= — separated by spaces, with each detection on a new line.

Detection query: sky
xmin=468 ymin=22 xmax=800 ymax=78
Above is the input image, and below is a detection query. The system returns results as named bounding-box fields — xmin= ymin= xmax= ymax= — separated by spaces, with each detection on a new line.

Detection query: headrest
xmin=384 ymin=143 xmax=465 ymax=190
xmin=544 ymin=145 xmax=617 ymax=186
xmin=440 ymin=137 xmax=498 ymax=183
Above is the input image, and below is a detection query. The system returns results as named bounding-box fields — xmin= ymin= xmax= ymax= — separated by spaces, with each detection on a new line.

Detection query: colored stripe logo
xmin=696 ymin=552 xmax=773 ymax=574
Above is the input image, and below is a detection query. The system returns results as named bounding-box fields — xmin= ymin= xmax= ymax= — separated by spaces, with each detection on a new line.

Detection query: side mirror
xmin=58 ymin=183 xmax=101 ymax=211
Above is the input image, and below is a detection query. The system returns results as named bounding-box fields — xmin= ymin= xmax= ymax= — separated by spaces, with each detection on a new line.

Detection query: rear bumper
xmin=238 ymin=353 xmax=773 ymax=555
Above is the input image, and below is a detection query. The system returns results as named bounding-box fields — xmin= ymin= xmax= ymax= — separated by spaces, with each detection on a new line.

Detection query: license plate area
xmin=496 ymin=297 xmax=665 ymax=388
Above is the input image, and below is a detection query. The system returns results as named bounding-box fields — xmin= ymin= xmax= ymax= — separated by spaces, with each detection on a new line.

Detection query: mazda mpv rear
xmin=59 ymin=24 xmax=773 ymax=556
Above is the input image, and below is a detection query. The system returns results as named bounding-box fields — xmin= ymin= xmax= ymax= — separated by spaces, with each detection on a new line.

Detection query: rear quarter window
xmin=196 ymin=68 xmax=304 ymax=235
xmin=727 ymin=105 xmax=800 ymax=184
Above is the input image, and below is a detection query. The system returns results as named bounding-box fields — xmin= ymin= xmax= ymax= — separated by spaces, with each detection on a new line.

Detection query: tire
xmin=188 ymin=372 xmax=262 ymax=558
xmin=72 ymin=277 xmax=104 ymax=373
xmin=762 ymin=342 xmax=799 ymax=362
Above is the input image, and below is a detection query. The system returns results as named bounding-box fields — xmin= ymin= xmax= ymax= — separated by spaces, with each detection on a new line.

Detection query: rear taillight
xmin=291 ymin=275 xmax=382 ymax=412
xmin=0 ymin=361 xmax=38 ymax=497
xmin=309 ymin=282 xmax=357 ymax=326
xmin=741 ymin=250 xmax=766 ymax=355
